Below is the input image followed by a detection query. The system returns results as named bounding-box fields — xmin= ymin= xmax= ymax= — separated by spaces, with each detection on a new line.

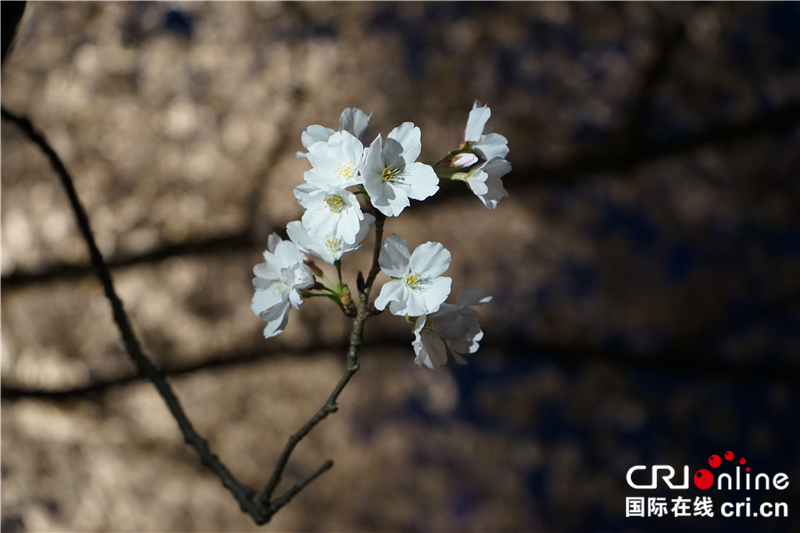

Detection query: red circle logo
xmin=724 ymin=451 xmax=734 ymax=461
xmin=708 ymin=454 xmax=721 ymax=468
xmin=694 ymin=469 xmax=714 ymax=490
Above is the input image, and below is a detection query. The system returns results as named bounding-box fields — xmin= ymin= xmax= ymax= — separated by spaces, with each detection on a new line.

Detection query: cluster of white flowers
xmin=252 ymin=103 xmax=511 ymax=368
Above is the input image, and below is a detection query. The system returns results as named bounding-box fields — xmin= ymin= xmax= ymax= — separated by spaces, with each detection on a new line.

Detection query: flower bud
xmin=340 ymin=286 xmax=353 ymax=307
xmin=302 ymin=254 xmax=325 ymax=277
xmin=451 ymin=152 xmax=479 ymax=168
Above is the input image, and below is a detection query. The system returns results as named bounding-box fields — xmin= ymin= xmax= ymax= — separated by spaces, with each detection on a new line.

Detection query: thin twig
xmin=3 ymin=104 xmax=393 ymax=524
xmin=255 ymin=214 xmax=386 ymax=523
xmin=365 ymin=212 xmax=387 ymax=290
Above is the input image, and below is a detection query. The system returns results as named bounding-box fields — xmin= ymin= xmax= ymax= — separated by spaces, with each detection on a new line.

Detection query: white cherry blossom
xmin=251 ymin=235 xmax=316 ymax=338
xmin=464 ymin=101 xmax=509 ymax=160
xmin=294 ymin=183 xmax=365 ymax=245
xmin=304 ymin=130 xmax=365 ymax=190
xmin=412 ymin=288 xmax=492 ymax=369
xmin=297 ymin=107 xmax=373 ymax=158
xmin=286 ymin=214 xmax=374 ymax=264
xmin=362 ymin=123 xmax=439 ymax=217
xmin=374 ymin=235 xmax=452 ymax=316
xmin=465 ymin=157 xmax=511 ymax=210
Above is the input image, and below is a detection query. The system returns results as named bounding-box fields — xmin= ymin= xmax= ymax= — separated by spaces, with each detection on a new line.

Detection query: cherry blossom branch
xmin=1 ymin=106 xmax=389 ymax=524
xmin=254 ymin=212 xmax=386 ymax=523
xmin=3 ymin=102 xmax=394 ymax=524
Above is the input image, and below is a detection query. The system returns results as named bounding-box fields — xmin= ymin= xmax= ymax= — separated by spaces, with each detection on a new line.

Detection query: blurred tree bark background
xmin=2 ymin=2 xmax=799 ymax=532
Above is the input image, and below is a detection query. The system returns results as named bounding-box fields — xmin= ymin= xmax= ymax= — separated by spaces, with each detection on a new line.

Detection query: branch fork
xmin=2 ymin=106 xmax=386 ymax=525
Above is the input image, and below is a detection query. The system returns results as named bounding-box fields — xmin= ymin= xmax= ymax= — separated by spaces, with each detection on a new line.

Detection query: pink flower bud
xmin=451 ymin=152 xmax=479 ymax=168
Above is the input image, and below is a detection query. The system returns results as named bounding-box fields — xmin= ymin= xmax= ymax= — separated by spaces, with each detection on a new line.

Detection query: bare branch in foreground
xmin=255 ymin=212 xmax=386 ymax=523
xmin=2 ymin=107 xmax=395 ymax=524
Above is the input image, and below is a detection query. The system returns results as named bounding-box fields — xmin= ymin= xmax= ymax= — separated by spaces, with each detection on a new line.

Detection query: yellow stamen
xmin=270 ymin=280 xmax=287 ymax=297
xmin=325 ymin=195 xmax=345 ymax=213
xmin=381 ymin=165 xmax=403 ymax=184
xmin=335 ymin=161 xmax=354 ymax=180
xmin=325 ymin=234 xmax=339 ymax=252
xmin=404 ymin=270 xmax=423 ymax=288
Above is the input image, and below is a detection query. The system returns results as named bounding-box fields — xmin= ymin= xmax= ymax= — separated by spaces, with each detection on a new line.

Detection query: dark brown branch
xmin=428 ymin=100 xmax=800 ymax=205
xmin=2 ymin=105 xmax=397 ymax=523
xmin=5 ymin=332 xmax=799 ymax=407
xmin=0 ymin=229 xmax=270 ymax=290
xmin=5 ymin=288 xmax=800 ymax=403
xmin=1 ymin=107 xmax=261 ymax=517
xmin=1 ymin=1 xmax=26 ymax=66
xmin=4 ymin=101 xmax=799 ymax=292
xmin=254 ymin=214 xmax=386 ymax=524
xmin=614 ymin=9 xmax=685 ymax=168
xmin=365 ymin=211 xmax=386 ymax=290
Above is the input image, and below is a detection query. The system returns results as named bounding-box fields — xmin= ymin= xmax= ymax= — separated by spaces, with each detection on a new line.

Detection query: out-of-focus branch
xmin=479 ymin=101 xmax=800 ymax=197
xmin=4 ymin=101 xmax=799 ymax=291
xmin=2 ymin=107 xmax=285 ymax=522
xmin=0 ymin=230 xmax=266 ymax=289
xmin=1 ymin=105 xmax=393 ymax=524
xmin=1 ymin=105 xmax=397 ymax=524
xmin=614 ymin=8 xmax=685 ymax=169
xmin=1 ymin=1 xmax=26 ymax=66
xmin=505 ymin=101 xmax=800 ymax=190
xmin=5 ymin=289 xmax=799 ymax=403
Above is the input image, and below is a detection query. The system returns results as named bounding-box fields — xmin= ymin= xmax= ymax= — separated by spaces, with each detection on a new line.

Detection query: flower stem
xmin=255 ymin=212 xmax=386 ymax=523
xmin=335 ymin=260 xmax=343 ymax=290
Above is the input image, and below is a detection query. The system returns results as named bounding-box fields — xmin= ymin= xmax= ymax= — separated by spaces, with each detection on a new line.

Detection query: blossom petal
xmin=421 ymin=332 xmax=448 ymax=368
xmin=474 ymin=132 xmax=509 ymax=160
xmin=288 ymin=287 xmax=303 ymax=308
xmin=386 ymin=122 xmax=421 ymax=165
xmin=253 ymin=261 xmax=280 ymax=281
xmin=409 ymin=241 xmax=451 ymax=278
xmin=379 ymin=234 xmax=410 ymax=277
xmin=273 ymin=239 xmax=304 ymax=266
xmin=396 ymin=289 xmax=428 ymax=317
xmin=354 ymin=214 xmax=375 ymax=245
xmin=362 ymin=135 xmax=386 ymax=199
xmin=288 ymin=264 xmax=315 ymax=290
xmin=480 ymin=174 xmax=509 ymax=210
xmin=262 ymin=303 xmax=291 ymax=339
xmin=337 ymin=206 xmax=361 ymax=244
xmin=412 ymin=334 xmax=435 ymax=369
xmin=420 ymin=276 xmax=452 ymax=314
xmin=466 ymin=170 xmax=489 ymax=196
xmin=251 ymin=287 xmax=287 ymax=319
xmin=427 ymin=302 xmax=462 ymax=322
xmin=293 ymin=183 xmax=321 ymax=208
xmin=449 ymin=350 xmax=469 ymax=365
xmin=375 ymin=185 xmax=410 ymax=217
xmin=339 ymin=108 xmax=372 ymax=139
xmin=267 ymin=233 xmax=281 ymax=253
xmin=401 ymin=162 xmax=439 ymax=201
xmin=465 ymin=101 xmax=491 ymax=142
xmin=301 ymin=206 xmax=337 ymax=236
xmin=374 ymin=279 xmax=405 ymax=311
xmin=286 ymin=221 xmax=313 ymax=253
xmin=483 ymin=157 xmax=512 ymax=179
xmin=301 ymin=125 xmax=335 ymax=150
xmin=455 ymin=288 xmax=492 ymax=307
xmin=413 ymin=315 xmax=427 ymax=336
